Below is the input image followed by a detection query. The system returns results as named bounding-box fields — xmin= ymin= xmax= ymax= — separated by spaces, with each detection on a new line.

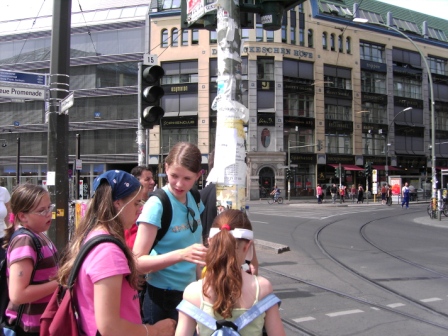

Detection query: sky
xmin=1 ymin=0 xmax=448 ymax=22
xmin=377 ymin=0 xmax=448 ymax=20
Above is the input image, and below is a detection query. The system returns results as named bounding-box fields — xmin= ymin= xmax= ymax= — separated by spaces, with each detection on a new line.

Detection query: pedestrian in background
xmin=339 ymin=185 xmax=345 ymax=203
xmin=3 ymin=184 xmax=59 ymax=335
xmin=350 ymin=185 xmax=356 ymax=203
xmin=381 ymin=184 xmax=387 ymax=205
xmin=175 ymin=209 xmax=285 ymax=336
xmin=124 ymin=165 xmax=155 ymax=249
xmin=330 ymin=184 xmax=338 ymax=204
xmin=402 ymin=182 xmax=410 ymax=208
xmin=134 ymin=142 xmax=208 ymax=325
xmin=316 ymin=184 xmax=323 ymax=204
xmin=0 ymin=185 xmax=11 ymax=262
xmin=56 ymin=170 xmax=175 ymax=336
xmin=357 ymin=185 xmax=364 ymax=204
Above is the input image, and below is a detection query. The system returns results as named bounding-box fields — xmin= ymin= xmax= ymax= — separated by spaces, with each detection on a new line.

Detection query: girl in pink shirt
xmin=56 ymin=170 xmax=175 ymax=336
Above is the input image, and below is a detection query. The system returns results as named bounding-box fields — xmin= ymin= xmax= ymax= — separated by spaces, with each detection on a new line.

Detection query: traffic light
xmin=139 ymin=63 xmax=165 ymax=129
xmin=317 ymin=140 xmax=323 ymax=151
xmin=254 ymin=0 xmax=306 ymax=31
xmin=364 ymin=162 xmax=372 ymax=176
xmin=286 ymin=168 xmax=292 ymax=180
xmin=335 ymin=167 xmax=340 ymax=178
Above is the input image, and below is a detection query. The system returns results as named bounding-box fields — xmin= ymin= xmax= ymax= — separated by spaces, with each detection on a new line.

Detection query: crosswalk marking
xmin=292 ymin=317 xmax=316 ymax=323
xmin=326 ymin=309 xmax=364 ymax=317
xmin=420 ymin=297 xmax=442 ymax=302
xmin=387 ymin=303 xmax=405 ymax=308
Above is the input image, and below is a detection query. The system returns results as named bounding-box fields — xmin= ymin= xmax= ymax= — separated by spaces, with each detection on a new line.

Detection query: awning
xmin=328 ymin=164 xmax=364 ymax=171
xmin=436 ymin=166 xmax=448 ymax=170
xmin=372 ymin=165 xmax=401 ymax=171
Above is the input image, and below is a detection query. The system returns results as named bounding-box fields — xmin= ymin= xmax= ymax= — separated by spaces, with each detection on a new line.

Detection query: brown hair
xmin=202 ymin=209 xmax=252 ymax=318
xmin=130 ymin=165 xmax=152 ymax=178
xmin=57 ymin=181 xmax=140 ymax=289
xmin=2 ymin=184 xmax=48 ymax=249
xmin=165 ymin=142 xmax=202 ymax=173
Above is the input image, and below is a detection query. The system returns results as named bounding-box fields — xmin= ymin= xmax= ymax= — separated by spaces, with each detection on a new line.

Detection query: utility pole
xmin=47 ymin=0 xmax=72 ymax=253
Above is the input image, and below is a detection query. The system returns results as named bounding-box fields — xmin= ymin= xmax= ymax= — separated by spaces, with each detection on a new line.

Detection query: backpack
xmin=1 ymin=228 xmax=43 ymax=335
xmin=149 ymin=188 xmax=201 ymax=251
xmin=176 ymin=293 xmax=281 ymax=335
xmin=40 ymin=235 xmax=127 ymax=336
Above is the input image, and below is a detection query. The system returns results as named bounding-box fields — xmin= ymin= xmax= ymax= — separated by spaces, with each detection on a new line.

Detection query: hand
xmin=181 ymin=243 xmax=208 ymax=266
xmin=149 ymin=319 xmax=176 ymax=336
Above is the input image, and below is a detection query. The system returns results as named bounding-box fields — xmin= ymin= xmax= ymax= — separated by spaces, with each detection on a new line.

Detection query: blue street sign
xmin=13 ymin=121 xmax=20 ymax=127
xmin=0 ymin=70 xmax=47 ymax=86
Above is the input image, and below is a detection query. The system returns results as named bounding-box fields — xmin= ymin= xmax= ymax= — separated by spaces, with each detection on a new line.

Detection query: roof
xmin=316 ymin=0 xmax=448 ymax=44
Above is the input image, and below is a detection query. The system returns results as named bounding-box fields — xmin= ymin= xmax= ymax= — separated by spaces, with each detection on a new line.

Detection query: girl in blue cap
xmin=134 ymin=142 xmax=208 ymax=325
xmin=56 ymin=170 xmax=175 ymax=336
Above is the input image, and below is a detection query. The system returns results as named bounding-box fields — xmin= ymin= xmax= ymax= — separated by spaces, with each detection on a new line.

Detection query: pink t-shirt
xmin=75 ymin=231 xmax=141 ymax=336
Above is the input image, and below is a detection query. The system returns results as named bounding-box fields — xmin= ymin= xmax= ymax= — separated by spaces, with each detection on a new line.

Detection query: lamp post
xmin=385 ymin=107 xmax=413 ymax=180
xmin=354 ymin=15 xmax=437 ymax=213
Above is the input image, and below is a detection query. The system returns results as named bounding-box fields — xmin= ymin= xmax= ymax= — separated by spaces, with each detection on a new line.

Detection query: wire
xmin=14 ymin=0 xmax=47 ymax=63
xmin=77 ymin=0 xmax=99 ymax=57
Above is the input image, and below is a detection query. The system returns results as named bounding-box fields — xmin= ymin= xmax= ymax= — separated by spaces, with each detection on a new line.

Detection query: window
xmin=162 ymin=128 xmax=198 ymax=154
xmin=284 ymin=93 xmax=314 ymax=117
xmin=288 ymin=129 xmax=314 ymax=153
xmin=256 ymin=15 xmax=263 ymax=42
xmin=241 ymin=28 xmax=249 ymax=41
xmin=209 ymin=30 xmax=217 ymax=44
xmin=324 ymin=65 xmax=352 ymax=90
xmin=308 ymin=29 xmax=313 ymax=48
xmin=362 ymin=133 xmax=386 ymax=156
xmin=428 ymin=56 xmax=447 ymax=76
xmin=282 ymin=25 xmax=287 ymax=43
xmin=330 ymin=34 xmax=335 ymax=51
xmin=161 ymin=60 xmax=198 ymax=84
xmin=299 ymin=28 xmax=305 ymax=46
xmin=360 ymin=103 xmax=388 ymax=124
xmin=161 ymin=29 xmax=168 ymax=48
xmin=266 ymin=30 xmax=274 ymax=42
xmin=192 ymin=29 xmax=199 ymax=45
xmin=290 ymin=26 xmax=296 ymax=45
xmin=257 ymin=58 xmax=274 ymax=80
xmin=360 ymin=42 xmax=385 ymax=63
xmin=325 ymin=103 xmax=352 ymax=121
xmin=338 ymin=35 xmax=343 ymax=53
xmin=171 ymin=28 xmax=178 ymax=47
xmin=361 ymin=72 xmax=387 ymax=95
xmin=322 ymin=32 xmax=327 ymax=50
xmin=393 ymin=77 xmax=422 ymax=99
xmin=325 ymin=134 xmax=353 ymax=154
xmin=181 ymin=29 xmax=189 ymax=46
xmin=346 ymin=37 xmax=351 ymax=54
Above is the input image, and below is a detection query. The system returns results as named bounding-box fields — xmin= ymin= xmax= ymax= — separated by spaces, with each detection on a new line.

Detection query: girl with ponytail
xmin=175 ymin=209 xmax=285 ymax=335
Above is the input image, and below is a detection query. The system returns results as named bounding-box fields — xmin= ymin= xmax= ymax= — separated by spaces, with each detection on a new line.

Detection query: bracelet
xmin=142 ymin=324 xmax=149 ymax=336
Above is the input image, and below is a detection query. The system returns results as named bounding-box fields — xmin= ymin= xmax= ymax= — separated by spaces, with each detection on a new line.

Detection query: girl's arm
xmin=8 ymin=259 xmax=58 ymax=305
xmin=94 ymin=274 xmax=175 ymax=336
xmin=258 ymin=277 xmax=286 ymax=336
xmin=175 ymin=282 xmax=201 ymax=336
xmin=133 ymin=222 xmax=207 ymax=274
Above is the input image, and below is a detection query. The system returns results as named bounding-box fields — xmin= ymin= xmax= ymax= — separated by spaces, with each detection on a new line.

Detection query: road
xmin=248 ymin=201 xmax=448 ymax=335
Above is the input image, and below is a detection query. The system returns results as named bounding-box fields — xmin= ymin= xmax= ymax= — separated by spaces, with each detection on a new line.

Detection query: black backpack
xmin=0 ymin=228 xmax=43 ymax=330
xmin=149 ymin=188 xmax=201 ymax=251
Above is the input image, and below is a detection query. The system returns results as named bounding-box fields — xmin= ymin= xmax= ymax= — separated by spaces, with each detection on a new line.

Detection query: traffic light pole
xmin=47 ymin=0 xmax=71 ymax=253
xmin=137 ymin=62 xmax=146 ymax=166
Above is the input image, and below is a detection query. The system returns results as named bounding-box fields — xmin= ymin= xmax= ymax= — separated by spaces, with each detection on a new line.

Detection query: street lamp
xmin=385 ymin=107 xmax=413 ymax=180
xmin=353 ymin=14 xmax=437 ymax=208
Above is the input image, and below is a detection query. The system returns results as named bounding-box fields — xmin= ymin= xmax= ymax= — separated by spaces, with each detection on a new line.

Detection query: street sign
xmin=60 ymin=91 xmax=74 ymax=114
xmin=143 ymin=53 xmax=158 ymax=66
xmin=0 ymin=85 xmax=46 ymax=101
xmin=0 ymin=69 xmax=47 ymax=86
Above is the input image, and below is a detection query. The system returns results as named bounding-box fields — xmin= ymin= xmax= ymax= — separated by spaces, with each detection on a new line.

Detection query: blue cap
xmin=93 ymin=170 xmax=140 ymax=201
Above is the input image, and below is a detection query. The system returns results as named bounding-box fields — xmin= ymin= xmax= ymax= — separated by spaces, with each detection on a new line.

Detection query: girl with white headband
xmin=175 ymin=209 xmax=285 ymax=335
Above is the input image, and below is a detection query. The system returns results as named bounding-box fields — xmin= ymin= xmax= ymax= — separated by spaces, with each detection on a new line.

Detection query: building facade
xmin=0 ymin=0 xmax=447 ymax=199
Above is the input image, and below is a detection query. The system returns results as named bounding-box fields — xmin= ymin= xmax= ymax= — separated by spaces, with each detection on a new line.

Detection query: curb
xmin=255 ymin=239 xmax=290 ymax=254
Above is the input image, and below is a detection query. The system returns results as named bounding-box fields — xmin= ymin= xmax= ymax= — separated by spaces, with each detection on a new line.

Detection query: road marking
xmin=251 ymin=220 xmax=268 ymax=224
xmin=293 ymin=317 xmax=315 ymax=323
xmin=420 ymin=298 xmax=442 ymax=302
xmin=326 ymin=309 xmax=364 ymax=317
xmin=387 ymin=303 xmax=405 ymax=308
xmin=371 ymin=307 xmax=381 ymax=311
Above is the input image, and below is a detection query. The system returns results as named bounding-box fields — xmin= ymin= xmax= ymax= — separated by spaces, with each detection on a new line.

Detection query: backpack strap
xmin=148 ymin=189 xmax=172 ymax=252
xmin=68 ymin=235 xmax=126 ymax=287
xmin=233 ymin=293 xmax=281 ymax=331
xmin=176 ymin=299 xmax=217 ymax=331
xmin=190 ymin=187 xmax=201 ymax=209
xmin=10 ymin=227 xmax=44 ymax=262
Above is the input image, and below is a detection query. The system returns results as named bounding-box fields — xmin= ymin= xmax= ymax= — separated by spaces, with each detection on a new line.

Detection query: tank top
xmin=197 ymin=276 xmax=266 ymax=336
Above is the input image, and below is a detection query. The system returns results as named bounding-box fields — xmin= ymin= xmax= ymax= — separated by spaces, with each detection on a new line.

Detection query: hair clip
xmin=221 ymin=224 xmax=231 ymax=231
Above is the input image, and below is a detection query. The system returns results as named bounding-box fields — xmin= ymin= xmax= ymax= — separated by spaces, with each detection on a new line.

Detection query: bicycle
xmin=427 ymin=200 xmax=448 ymax=217
xmin=267 ymin=194 xmax=283 ymax=204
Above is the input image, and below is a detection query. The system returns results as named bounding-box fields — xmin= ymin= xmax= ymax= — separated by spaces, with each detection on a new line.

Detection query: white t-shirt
xmin=0 ymin=186 xmax=11 ymax=238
